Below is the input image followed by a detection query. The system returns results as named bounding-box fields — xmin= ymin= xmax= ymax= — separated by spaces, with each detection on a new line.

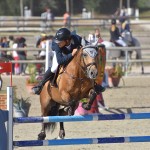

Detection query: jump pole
xmin=0 ymin=62 xmax=14 ymax=150
xmin=13 ymin=136 xmax=150 ymax=147
xmin=7 ymin=86 xmax=13 ymax=150
xmin=13 ymin=112 xmax=150 ymax=123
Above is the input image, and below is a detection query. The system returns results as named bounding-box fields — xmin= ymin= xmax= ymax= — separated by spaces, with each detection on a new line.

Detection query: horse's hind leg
xmin=38 ymin=88 xmax=51 ymax=140
xmin=38 ymin=107 xmax=48 ymax=140
xmin=56 ymin=108 xmax=67 ymax=139
xmin=38 ymin=123 xmax=46 ymax=140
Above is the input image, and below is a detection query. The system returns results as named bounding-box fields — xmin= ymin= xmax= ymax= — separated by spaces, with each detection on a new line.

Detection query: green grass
xmin=140 ymin=10 xmax=150 ymax=16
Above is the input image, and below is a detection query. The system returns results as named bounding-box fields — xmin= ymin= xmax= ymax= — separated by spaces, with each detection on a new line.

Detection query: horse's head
xmin=121 ymin=30 xmax=132 ymax=43
xmin=79 ymin=39 xmax=98 ymax=79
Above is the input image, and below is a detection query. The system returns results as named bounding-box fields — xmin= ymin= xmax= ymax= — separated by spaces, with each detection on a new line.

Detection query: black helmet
xmin=54 ymin=28 xmax=71 ymax=43
xmin=119 ymin=17 xmax=126 ymax=23
xmin=111 ymin=19 xmax=116 ymax=25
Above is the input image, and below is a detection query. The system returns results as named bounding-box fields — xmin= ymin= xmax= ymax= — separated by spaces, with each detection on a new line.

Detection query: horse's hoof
xmin=59 ymin=130 xmax=65 ymax=139
xmin=64 ymin=106 xmax=70 ymax=112
xmin=64 ymin=106 xmax=74 ymax=116
xmin=82 ymin=102 xmax=91 ymax=110
xmin=38 ymin=132 xmax=46 ymax=140
xmin=54 ymin=136 xmax=65 ymax=140
xmin=68 ymin=108 xmax=74 ymax=116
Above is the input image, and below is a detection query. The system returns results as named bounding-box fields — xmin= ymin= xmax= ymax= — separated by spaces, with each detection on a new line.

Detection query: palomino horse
xmin=38 ymin=40 xmax=101 ymax=140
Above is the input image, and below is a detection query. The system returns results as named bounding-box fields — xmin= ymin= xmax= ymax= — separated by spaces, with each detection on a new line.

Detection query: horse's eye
xmin=82 ymin=53 xmax=87 ymax=57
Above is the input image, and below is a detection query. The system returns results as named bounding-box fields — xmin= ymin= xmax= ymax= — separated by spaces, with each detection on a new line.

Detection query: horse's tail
xmin=44 ymin=102 xmax=60 ymax=133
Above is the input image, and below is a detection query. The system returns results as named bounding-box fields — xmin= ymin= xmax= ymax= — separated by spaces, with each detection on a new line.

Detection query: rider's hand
xmin=72 ymin=48 xmax=78 ymax=56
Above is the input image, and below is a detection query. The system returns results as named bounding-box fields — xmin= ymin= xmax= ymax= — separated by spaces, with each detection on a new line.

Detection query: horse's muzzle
xmin=87 ymin=66 xmax=98 ymax=79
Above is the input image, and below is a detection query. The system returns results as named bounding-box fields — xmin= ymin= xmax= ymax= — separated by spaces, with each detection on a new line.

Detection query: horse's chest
xmin=73 ymin=79 xmax=93 ymax=96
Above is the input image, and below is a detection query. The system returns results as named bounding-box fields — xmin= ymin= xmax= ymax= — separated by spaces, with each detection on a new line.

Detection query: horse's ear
xmin=81 ymin=38 xmax=87 ymax=47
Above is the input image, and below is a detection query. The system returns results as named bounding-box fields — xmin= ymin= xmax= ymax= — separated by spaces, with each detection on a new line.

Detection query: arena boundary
xmin=4 ymin=86 xmax=150 ymax=149
xmin=13 ymin=136 xmax=150 ymax=147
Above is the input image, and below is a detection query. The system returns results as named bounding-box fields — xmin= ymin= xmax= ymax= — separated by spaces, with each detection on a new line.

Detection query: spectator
xmin=102 ymin=71 xmax=109 ymax=88
xmin=8 ymin=35 xmax=14 ymax=48
xmin=7 ymin=36 xmax=14 ymax=73
xmin=88 ymin=28 xmax=104 ymax=45
xmin=113 ymin=7 xmax=121 ymax=18
xmin=12 ymin=38 xmax=20 ymax=75
xmin=17 ymin=37 xmax=27 ymax=75
xmin=0 ymin=37 xmax=9 ymax=58
xmin=41 ymin=8 xmax=54 ymax=31
xmin=120 ymin=6 xmax=128 ymax=18
xmin=113 ymin=6 xmax=128 ymax=19
xmin=36 ymin=32 xmax=48 ymax=59
xmin=63 ymin=11 xmax=71 ymax=29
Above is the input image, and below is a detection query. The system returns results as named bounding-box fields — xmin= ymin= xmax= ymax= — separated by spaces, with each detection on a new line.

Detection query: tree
xmin=0 ymin=0 xmax=19 ymax=15
xmin=137 ymin=0 xmax=150 ymax=8
xmin=0 ymin=0 xmax=149 ymax=16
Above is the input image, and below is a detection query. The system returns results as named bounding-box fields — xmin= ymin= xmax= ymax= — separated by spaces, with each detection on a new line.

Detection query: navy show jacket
xmin=51 ymin=34 xmax=86 ymax=65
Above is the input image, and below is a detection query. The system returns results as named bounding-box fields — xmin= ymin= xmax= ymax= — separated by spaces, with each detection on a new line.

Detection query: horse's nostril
xmin=90 ymin=70 xmax=97 ymax=78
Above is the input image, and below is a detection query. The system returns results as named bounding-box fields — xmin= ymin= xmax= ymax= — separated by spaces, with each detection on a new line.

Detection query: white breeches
xmin=116 ymin=38 xmax=127 ymax=47
xmin=51 ymin=51 xmax=58 ymax=73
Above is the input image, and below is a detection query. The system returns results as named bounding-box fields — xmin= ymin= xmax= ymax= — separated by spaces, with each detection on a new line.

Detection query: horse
xmin=121 ymin=30 xmax=144 ymax=73
xmin=101 ymin=31 xmax=144 ymax=74
xmin=38 ymin=39 xmax=101 ymax=140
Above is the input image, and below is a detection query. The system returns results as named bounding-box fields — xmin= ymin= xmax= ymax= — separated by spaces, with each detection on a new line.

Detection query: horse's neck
xmin=66 ymin=51 xmax=85 ymax=78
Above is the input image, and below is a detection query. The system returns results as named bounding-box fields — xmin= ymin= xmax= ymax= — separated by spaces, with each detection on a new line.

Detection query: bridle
xmin=78 ymin=45 xmax=98 ymax=77
xmin=60 ymin=45 xmax=98 ymax=81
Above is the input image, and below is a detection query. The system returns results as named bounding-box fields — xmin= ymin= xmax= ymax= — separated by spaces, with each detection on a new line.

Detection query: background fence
xmin=0 ymin=16 xmax=150 ymax=32
xmin=0 ymin=46 xmax=150 ymax=76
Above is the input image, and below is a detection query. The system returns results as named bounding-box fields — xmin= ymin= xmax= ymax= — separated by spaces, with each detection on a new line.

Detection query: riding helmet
xmin=111 ymin=19 xmax=116 ymax=25
xmin=119 ymin=17 xmax=126 ymax=23
xmin=54 ymin=28 xmax=71 ymax=43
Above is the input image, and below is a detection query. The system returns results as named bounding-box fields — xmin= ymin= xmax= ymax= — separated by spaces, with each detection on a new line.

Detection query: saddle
xmin=51 ymin=65 xmax=63 ymax=87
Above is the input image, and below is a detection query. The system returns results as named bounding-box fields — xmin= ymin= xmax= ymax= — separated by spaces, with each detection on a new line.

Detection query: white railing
xmin=0 ymin=46 xmax=150 ymax=76
xmin=0 ymin=16 xmax=150 ymax=32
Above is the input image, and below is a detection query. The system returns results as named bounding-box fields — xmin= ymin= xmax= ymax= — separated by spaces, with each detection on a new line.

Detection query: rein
xmin=58 ymin=45 xmax=97 ymax=81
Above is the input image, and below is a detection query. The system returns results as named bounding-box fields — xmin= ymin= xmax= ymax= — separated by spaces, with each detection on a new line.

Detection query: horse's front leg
xmin=60 ymin=91 xmax=77 ymax=116
xmin=38 ymin=123 xmax=46 ymax=140
xmin=82 ymin=89 xmax=97 ymax=110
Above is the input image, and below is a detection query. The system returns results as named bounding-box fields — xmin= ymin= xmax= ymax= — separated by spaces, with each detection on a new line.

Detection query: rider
xmin=32 ymin=27 xmax=105 ymax=95
xmin=119 ymin=17 xmax=130 ymax=33
xmin=119 ymin=17 xmax=134 ymax=46
xmin=110 ymin=19 xmax=127 ymax=57
xmin=110 ymin=18 xmax=127 ymax=47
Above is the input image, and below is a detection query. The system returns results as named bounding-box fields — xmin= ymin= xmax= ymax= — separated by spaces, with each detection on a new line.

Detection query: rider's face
xmin=57 ymin=40 xmax=66 ymax=48
xmin=57 ymin=40 xmax=70 ymax=48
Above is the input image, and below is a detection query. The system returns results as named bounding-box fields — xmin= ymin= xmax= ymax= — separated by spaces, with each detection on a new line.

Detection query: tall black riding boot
xmin=94 ymin=84 xmax=105 ymax=94
xmin=32 ymin=67 xmax=55 ymax=95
